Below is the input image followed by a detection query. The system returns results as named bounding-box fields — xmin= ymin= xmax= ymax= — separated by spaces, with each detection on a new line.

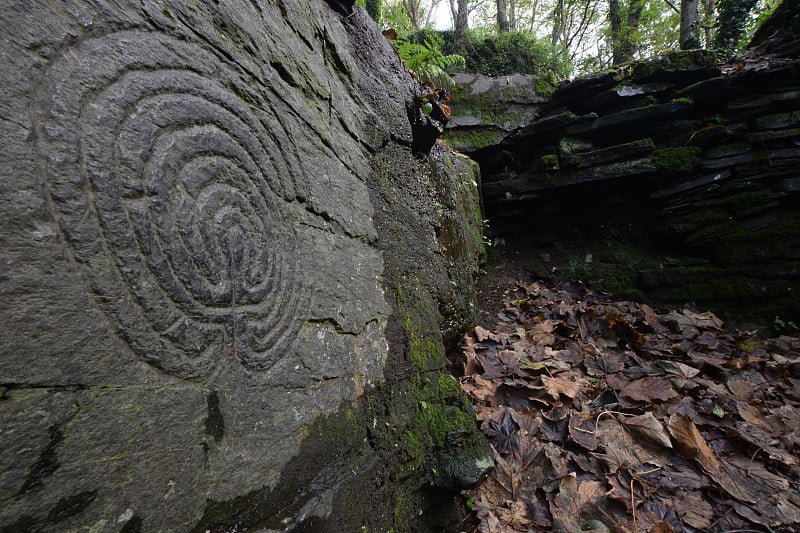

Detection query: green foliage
xmin=439 ymin=30 xmax=572 ymax=78
xmin=395 ymin=32 xmax=466 ymax=88
xmin=773 ymin=315 xmax=799 ymax=334
xmin=738 ymin=0 xmax=782 ymax=51
xmin=714 ymin=0 xmax=759 ymax=58
xmin=364 ymin=0 xmax=381 ymax=19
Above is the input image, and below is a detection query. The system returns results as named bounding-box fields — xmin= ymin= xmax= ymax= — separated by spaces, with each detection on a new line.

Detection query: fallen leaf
xmin=727 ymin=379 xmax=757 ymax=401
xmin=620 ymin=377 xmax=678 ymax=402
xmin=483 ymin=407 xmax=519 ymax=454
xmin=542 ymin=375 xmax=584 ymax=400
xmin=568 ymin=412 xmax=598 ymax=450
xmin=639 ymin=303 xmax=669 ymax=334
xmin=584 ymin=349 xmax=627 ymax=376
xmin=527 ymin=319 xmax=559 ymax=345
xmin=696 ymin=330 xmax=720 ymax=349
xmin=669 ymin=490 xmax=714 ymax=529
xmin=622 ymin=413 xmax=673 ymax=449
xmin=461 ymin=280 xmax=800 ymax=533
xmin=550 ymin=474 xmax=611 ymax=533
xmin=712 ymin=454 xmax=790 ymax=504
xmin=475 ymin=325 xmax=492 ymax=342
xmin=656 ymin=360 xmax=700 ymax=378
xmin=668 ymin=413 xmax=721 ymax=473
xmin=596 ymin=414 xmax=672 ymax=472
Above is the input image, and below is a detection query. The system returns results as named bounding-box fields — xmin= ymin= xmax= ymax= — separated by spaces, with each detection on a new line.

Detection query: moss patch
xmin=443 ymin=127 xmax=504 ymax=152
xmin=652 ymin=146 xmax=701 ymax=173
xmin=533 ymin=74 xmax=558 ymax=97
xmin=541 ymin=154 xmax=560 ymax=170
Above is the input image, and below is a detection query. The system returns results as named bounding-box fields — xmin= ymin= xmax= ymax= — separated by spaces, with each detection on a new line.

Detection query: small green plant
xmin=564 ymin=255 xmax=595 ymax=282
xmin=773 ymin=315 xmax=799 ymax=334
xmin=395 ymin=33 xmax=465 ymax=89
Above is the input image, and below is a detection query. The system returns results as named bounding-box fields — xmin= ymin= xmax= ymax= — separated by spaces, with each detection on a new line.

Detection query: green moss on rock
xmin=652 ymin=146 xmax=701 ymax=173
xmin=533 ymin=74 xmax=558 ymax=97
xmin=442 ymin=127 xmax=504 ymax=152
xmin=541 ymin=154 xmax=560 ymax=170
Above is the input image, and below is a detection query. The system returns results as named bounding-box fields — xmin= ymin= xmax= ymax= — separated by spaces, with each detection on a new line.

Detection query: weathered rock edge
xmin=0 ymin=1 xmax=488 ymax=531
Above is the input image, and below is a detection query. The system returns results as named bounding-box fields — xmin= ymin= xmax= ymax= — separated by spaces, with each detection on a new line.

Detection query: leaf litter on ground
xmin=460 ymin=281 xmax=800 ymax=533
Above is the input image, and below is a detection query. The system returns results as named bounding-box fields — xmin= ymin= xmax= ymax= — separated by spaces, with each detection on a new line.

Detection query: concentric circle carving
xmin=35 ymin=31 xmax=305 ymax=379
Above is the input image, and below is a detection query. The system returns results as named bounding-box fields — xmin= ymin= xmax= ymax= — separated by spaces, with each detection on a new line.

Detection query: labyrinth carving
xmin=35 ymin=31 xmax=306 ymax=379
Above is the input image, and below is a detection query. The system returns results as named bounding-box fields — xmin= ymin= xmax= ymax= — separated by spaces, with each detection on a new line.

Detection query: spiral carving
xmin=35 ymin=31 xmax=305 ymax=379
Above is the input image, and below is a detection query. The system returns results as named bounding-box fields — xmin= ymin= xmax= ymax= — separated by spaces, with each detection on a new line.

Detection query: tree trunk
xmin=680 ymin=0 xmax=701 ymax=48
xmin=551 ymin=0 xmax=564 ymax=45
xmin=608 ymin=0 xmax=625 ymax=64
xmin=620 ymin=0 xmax=644 ymax=61
xmin=451 ymin=0 xmax=469 ymax=36
xmin=609 ymin=0 xmax=644 ymax=65
xmin=702 ymin=0 xmax=715 ymax=46
xmin=528 ymin=0 xmax=540 ymax=31
xmin=497 ymin=0 xmax=510 ymax=32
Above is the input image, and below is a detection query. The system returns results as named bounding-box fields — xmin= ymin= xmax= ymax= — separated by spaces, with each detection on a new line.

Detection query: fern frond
xmin=394 ymin=36 xmax=465 ymax=89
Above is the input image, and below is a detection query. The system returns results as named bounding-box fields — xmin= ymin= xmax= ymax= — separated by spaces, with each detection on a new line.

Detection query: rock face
xmin=0 ymin=1 xmax=487 ymax=531
xmin=442 ymin=72 xmax=556 ymax=154
xmin=450 ymin=44 xmax=800 ymax=325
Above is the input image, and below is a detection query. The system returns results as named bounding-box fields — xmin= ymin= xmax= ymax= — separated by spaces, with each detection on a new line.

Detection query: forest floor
xmin=457 ymin=255 xmax=800 ymax=533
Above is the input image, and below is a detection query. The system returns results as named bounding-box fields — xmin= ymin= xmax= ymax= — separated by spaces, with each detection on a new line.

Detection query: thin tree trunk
xmin=529 ymin=0 xmax=540 ymax=32
xmin=680 ymin=0 xmax=701 ymax=48
xmin=608 ymin=0 xmax=624 ymax=64
xmin=702 ymin=0 xmax=715 ymax=46
xmin=551 ymin=0 xmax=564 ymax=45
xmin=454 ymin=0 xmax=469 ymax=35
xmin=497 ymin=0 xmax=510 ymax=32
xmin=620 ymin=0 xmax=644 ymax=61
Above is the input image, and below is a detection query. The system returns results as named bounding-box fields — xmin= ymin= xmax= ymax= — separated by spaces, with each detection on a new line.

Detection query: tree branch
xmin=662 ymin=0 xmax=680 ymax=15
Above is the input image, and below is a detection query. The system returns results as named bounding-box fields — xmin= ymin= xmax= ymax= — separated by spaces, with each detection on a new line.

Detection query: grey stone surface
xmin=0 ymin=1 xmax=486 ymax=531
xmin=443 ymin=73 xmax=552 ymax=153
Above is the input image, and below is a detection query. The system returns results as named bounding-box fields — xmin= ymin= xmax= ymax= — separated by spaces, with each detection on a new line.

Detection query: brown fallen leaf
xmin=584 ymin=349 xmax=627 ymax=376
xmin=695 ymin=330 xmax=720 ymax=349
xmin=667 ymin=413 xmax=721 ymax=473
xmin=596 ymin=414 xmax=672 ymax=473
xmin=619 ymin=377 xmax=679 ymax=402
xmin=638 ymin=303 xmax=669 ymax=334
xmin=712 ymin=454 xmax=791 ymax=504
xmin=527 ymin=319 xmax=560 ymax=346
xmin=475 ymin=325 xmax=492 ymax=342
xmin=568 ymin=411 xmax=598 ymax=450
xmin=667 ymin=490 xmax=714 ymax=529
xmin=550 ymin=474 xmax=614 ymax=533
xmin=647 ymin=521 xmax=673 ymax=533
xmin=656 ymin=360 xmax=700 ymax=379
xmin=621 ymin=413 xmax=673 ymax=449
xmin=542 ymin=374 xmax=585 ymax=400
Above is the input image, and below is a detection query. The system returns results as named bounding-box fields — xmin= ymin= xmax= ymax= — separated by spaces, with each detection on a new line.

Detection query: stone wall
xmin=0 ymin=1 xmax=487 ymax=531
xmin=448 ymin=48 xmax=800 ymax=325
